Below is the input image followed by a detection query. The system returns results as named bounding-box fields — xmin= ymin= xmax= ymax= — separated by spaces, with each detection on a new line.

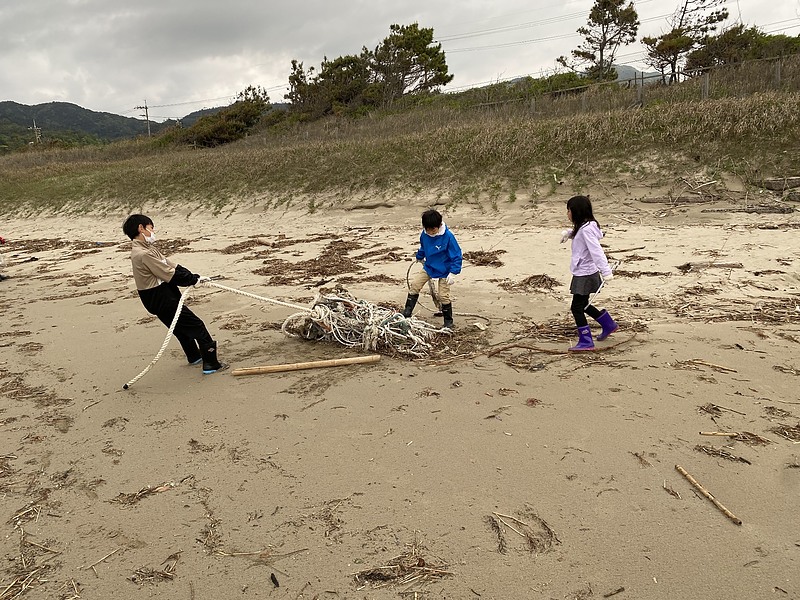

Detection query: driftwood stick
xmin=675 ymin=465 xmax=742 ymax=525
xmin=232 ymin=355 xmax=380 ymax=376
xmin=686 ymin=359 xmax=737 ymax=373
xmin=699 ymin=431 xmax=739 ymax=437
xmin=83 ymin=548 xmax=120 ymax=570
xmin=487 ymin=333 xmax=636 ymax=357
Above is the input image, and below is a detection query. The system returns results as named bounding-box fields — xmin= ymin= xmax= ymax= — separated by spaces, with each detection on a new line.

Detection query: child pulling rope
xmin=123 ymin=280 xmax=441 ymax=389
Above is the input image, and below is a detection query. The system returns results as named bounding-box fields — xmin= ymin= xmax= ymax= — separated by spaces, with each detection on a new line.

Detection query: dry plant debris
xmin=769 ymin=423 xmax=800 ymax=442
xmin=773 ymin=365 xmax=800 ymax=376
xmin=0 ymin=565 xmax=50 ymax=600
xmin=764 ymin=406 xmax=793 ymax=419
xmin=110 ymin=475 xmax=193 ymax=506
xmin=694 ymin=444 xmax=752 ymax=464
xmin=674 ymin=297 xmax=800 ymax=325
xmin=631 ymin=451 xmax=653 ymax=468
xmin=463 ymin=249 xmax=506 ymax=267
xmin=352 ymin=534 xmax=451 ymax=591
xmin=128 ymin=551 xmax=180 ymax=585
xmin=484 ymin=510 xmax=560 ymax=555
xmin=499 ymin=273 xmax=561 ymax=292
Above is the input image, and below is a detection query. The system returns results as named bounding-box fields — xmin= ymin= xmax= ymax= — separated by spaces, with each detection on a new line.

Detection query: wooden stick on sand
xmin=675 ymin=465 xmax=742 ymax=525
xmin=232 ymin=354 xmax=380 ymax=377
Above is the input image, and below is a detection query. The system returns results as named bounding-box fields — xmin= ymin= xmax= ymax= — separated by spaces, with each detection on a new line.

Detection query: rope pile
xmin=283 ymin=291 xmax=442 ymax=357
xmin=124 ymin=280 xmax=443 ymax=389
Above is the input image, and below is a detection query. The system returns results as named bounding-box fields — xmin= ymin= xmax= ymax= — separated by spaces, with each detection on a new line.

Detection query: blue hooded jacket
xmin=415 ymin=224 xmax=462 ymax=279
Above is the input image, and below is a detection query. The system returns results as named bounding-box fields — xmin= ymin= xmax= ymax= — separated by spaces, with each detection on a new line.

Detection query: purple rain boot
xmin=596 ymin=310 xmax=619 ymax=341
xmin=569 ymin=325 xmax=595 ymax=352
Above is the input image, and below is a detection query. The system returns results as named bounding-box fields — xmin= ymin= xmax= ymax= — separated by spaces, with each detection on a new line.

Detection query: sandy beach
xmin=1 ymin=190 xmax=799 ymax=599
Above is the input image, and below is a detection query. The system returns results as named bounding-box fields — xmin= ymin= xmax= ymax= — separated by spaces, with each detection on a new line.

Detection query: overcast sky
xmin=2 ymin=0 xmax=798 ymax=122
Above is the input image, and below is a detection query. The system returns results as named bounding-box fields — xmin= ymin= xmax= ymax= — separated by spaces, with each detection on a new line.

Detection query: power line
xmin=445 ymin=13 xmax=672 ymax=54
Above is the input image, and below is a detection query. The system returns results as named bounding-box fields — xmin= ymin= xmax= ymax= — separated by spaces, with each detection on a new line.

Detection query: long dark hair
xmin=567 ymin=195 xmax=598 ymax=238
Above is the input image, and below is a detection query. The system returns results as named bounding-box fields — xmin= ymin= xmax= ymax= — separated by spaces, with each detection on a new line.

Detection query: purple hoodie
xmin=570 ymin=221 xmax=612 ymax=277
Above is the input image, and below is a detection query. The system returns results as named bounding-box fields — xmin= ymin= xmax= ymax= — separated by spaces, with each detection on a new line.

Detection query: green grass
xmin=1 ymin=89 xmax=799 ymax=215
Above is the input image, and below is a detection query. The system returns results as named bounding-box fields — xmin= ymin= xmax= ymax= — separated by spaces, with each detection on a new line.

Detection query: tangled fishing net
xmin=282 ymin=290 xmax=444 ymax=357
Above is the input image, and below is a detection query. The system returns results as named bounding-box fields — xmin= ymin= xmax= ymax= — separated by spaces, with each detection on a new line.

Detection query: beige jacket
xmin=130 ymin=239 xmax=177 ymax=291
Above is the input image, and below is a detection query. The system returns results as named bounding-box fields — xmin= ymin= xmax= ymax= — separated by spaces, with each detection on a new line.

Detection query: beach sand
xmin=0 ymin=191 xmax=798 ymax=599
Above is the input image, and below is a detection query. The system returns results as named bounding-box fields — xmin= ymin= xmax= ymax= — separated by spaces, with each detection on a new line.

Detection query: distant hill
xmin=0 ymin=101 xmax=161 ymax=139
xmin=614 ymin=65 xmax=662 ymax=85
xmin=0 ymin=100 xmax=289 ymax=153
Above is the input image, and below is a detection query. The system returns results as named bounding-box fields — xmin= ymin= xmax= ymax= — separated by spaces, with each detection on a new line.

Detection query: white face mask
xmin=144 ymin=232 xmax=156 ymax=243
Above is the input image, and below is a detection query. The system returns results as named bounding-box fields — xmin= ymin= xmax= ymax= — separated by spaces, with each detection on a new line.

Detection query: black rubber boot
xmin=442 ymin=303 xmax=454 ymax=329
xmin=402 ymin=294 xmax=419 ymax=318
xmin=201 ymin=341 xmax=227 ymax=375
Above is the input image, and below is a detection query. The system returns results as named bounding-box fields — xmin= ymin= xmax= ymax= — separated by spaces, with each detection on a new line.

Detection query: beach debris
xmin=663 ymin=480 xmax=681 ymax=499
xmin=698 ymin=403 xmax=746 ymax=417
xmin=232 ymin=354 xmax=380 ymax=377
xmin=352 ymin=533 xmax=452 ymax=590
xmin=484 ymin=406 xmax=511 ymax=420
xmin=676 ymin=261 xmax=743 ymax=273
xmin=671 ymin=359 xmax=737 ymax=373
xmin=631 ymin=451 xmax=653 ymax=468
xmin=216 ymin=547 xmax=307 ymax=574
xmin=694 ymin=444 xmax=752 ymax=464
xmin=80 ymin=548 xmax=121 ymax=576
xmin=603 ymin=587 xmax=626 ymax=598
xmin=7 ymin=499 xmax=46 ymax=530
xmin=110 ymin=475 xmax=193 ymax=506
xmin=484 ymin=510 xmax=560 ymax=555
xmin=699 ymin=431 xmax=772 ymax=446
xmin=768 ymin=423 xmax=800 ymax=442
xmin=763 ymin=406 xmax=793 ymax=420
xmin=463 ymin=249 xmax=506 ymax=267
xmin=773 ymin=364 xmax=800 ymax=376
xmin=0 ymin=565 xmax=50 ymax=599
xmin=675 ymin=464 xmax=742 ymax=525
xmin=499 ymin=274 xmax=561 ymax=292
xmin=282 ymin=289 xmax=442 ymax=358
xmin=128 ymin=551 xmax=180 ymax=585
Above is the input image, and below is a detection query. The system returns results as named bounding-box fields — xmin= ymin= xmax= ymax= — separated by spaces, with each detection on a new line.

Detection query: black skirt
xmin=570 ymin=272 xmax=602 ymax=295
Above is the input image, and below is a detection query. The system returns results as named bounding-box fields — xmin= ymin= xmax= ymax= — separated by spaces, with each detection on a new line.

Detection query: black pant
xmin=571 ymin=294 xmax=602 ymax=328
xmin=139 ymin=283 xmax=214 ymax=360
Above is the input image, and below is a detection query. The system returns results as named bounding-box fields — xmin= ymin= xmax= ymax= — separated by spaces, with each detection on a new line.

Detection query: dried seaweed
xmin=463 ymin=249 xmax=507 ymax=267
xmin=631 ymin=451 xmax=653 ymax=468
xmin=352 ymin=534 xmax=452 ymax=590
xmin=498 ymin=274 xmax=561 ymax=293
xmin=484 ymin=515 xmax=507 ymax=554
xmin=769 ymin=423 xmax=800 ymax=442
xmin=129 ymin=552 xmax=180 ymax=585
xmin=694 ymin=444 xmax=752 ymax=464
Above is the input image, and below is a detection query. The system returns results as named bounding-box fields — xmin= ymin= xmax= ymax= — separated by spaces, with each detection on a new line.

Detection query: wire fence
xmin=464 ymin=54 xmax=800 ymax=119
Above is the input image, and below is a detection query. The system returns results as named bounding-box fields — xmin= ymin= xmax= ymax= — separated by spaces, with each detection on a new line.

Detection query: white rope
xmin=124 ymin=280 xmax=442 ymax=389
xmin=199 ymin=280 xmax=309 ymax=312
xmin=123 ymin=285 xmax=193 ymax=390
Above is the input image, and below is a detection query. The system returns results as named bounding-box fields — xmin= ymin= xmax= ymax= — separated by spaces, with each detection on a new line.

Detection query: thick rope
xmin=199 ymin=280 xmax=309 ymax=312
xmin=123 ymin=285 xmax=193 ymax=390
xmin=123 ymin=281 xmax=310 ymax=390
xmin=124 ymin=279 xmax=443 ymax=388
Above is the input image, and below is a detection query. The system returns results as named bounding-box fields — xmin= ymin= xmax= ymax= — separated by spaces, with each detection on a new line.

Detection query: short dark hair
xmin=421 ymin=209 xmax=442 ymax=230
xmin=122 ymin=214 xmax=153 ymax=240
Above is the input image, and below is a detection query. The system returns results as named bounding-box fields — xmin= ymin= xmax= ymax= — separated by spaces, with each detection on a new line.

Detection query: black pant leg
xmin=571 ymin=294 xmax=590 ymax=327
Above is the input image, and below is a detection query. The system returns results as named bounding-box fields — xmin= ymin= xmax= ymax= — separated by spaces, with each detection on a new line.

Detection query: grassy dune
xmin=1 ymin=90 xmax=798 ymax=215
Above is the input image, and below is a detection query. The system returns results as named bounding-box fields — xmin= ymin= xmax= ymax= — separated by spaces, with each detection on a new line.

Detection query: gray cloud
xmin=1 ymin=0 xmax=797 ymax=120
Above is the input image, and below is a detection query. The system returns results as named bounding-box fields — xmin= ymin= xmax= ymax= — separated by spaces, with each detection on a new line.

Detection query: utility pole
xmin=134 ymin=101 xmax=151 ymax=137
xmin=28 ymin=119 xmax=42 ymax=144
